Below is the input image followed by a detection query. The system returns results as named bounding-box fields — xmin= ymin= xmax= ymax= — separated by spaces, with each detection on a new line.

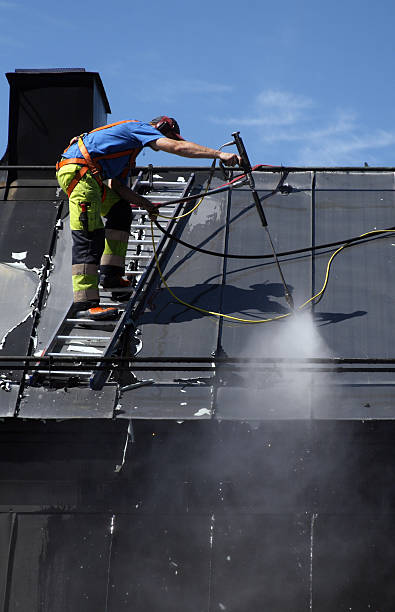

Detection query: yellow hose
xmin=150 ymin=224 xmax=395 ymax=324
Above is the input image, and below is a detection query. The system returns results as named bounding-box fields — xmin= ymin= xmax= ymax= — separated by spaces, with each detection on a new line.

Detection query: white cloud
xmin=297 ymin=129 xmax=395 ymax=165
xmin=213 ymin=89 xmax=313 ymax=127
xmin=211 ymin=89 xmax=395 ymax=165
xmin=168 ymin=79 xmax=233 ymax=95
xmin=130 ymin=76 xmax=233 ymax=103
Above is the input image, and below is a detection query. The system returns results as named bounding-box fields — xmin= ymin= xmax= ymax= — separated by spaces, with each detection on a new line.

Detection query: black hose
xmin=153 ymin=219 xmax=395 ymax=260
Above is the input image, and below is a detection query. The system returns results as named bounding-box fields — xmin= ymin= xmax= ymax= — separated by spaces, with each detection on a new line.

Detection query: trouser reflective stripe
xmin=100 ymin=253 xmax=125 ymax=278
xmin=72 ymin=263 xmax=99 ymax=276
xmin=56 ymin=165 xmax=132 ymax=303
xmin=71 ymin=229 xmax=104 ymax=302
xmin=100 ymin=228 xmax=129 ymax=277
xmin=73 ymin=287 xmax=101 ymax=303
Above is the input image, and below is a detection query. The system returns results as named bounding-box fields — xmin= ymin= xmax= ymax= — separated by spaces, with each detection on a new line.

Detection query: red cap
xmin=151 ymin=116 xmax=185 ymax=140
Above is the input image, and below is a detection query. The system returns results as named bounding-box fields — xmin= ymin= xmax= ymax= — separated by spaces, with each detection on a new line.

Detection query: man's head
xmin=150 ymin=116 xmax=184 ymax=140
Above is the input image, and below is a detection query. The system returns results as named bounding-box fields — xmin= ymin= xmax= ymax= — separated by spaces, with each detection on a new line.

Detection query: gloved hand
xmin=218 ymin=151 xmax=242 ymax=167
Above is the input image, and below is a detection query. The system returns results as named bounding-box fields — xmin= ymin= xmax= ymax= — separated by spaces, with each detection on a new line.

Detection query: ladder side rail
xmin=41 ymin=173 xmax=147 ymax=359
xmin=89 ymin=173 xmax=196 ymax=390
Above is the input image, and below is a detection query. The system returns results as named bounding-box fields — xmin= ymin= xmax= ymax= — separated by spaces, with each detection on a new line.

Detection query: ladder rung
xmin=99 ymin=275 xmax=140 ymax=284
xmin=98 ymin=303 xmax=125 ymax=308
xmin=47 ymin=351 xmax=103 ymax=356
xmin=66 ymin=318 xmax=117 ymax=326
xmin=129 ymin=233 xmax=161 ymax=239
xmin=99 ymin=285 xmax=134 ymax=291
xmin=57 ymin=336 xmax=110 ymax=342
xmin=147 ymin=195 xmax=178 ymax=200
xmin=129 ymin=239 xmax=158 ymax=244
xmin=36 ymin=369 xmax=92 ymax=377
xmin=126 ymin=254 xmax=151 ymax=259
xmin=139 ymin=180 xmax=187 ymax=186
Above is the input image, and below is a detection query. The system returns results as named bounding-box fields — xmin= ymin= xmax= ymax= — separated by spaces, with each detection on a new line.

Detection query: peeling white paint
xmin=0 ymin=261 xmax=43 ymax=350
xmin=194 ymin=408 xmax=211 ymax=417
xmin=12 ymin=251 xmax=27 ymax=261
xmin=0 ymin=376 xmax=11 ymax=392
xmin=66 ymin=345 xmax=103 ymax=355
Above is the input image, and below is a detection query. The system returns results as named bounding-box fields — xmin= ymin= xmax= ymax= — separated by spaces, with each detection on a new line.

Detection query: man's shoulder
xmin=126 ymin=121 xmax=163 ymax=145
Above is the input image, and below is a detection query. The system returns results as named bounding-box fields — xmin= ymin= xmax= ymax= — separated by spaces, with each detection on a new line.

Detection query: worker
xmin=56 ymin=116 xmax=241 ymax=320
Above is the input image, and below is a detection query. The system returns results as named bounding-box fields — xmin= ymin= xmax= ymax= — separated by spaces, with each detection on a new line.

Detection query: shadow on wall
xmin=139 ymin=281 xmax=368 ymax=326
xmin=314 ymin=310 xmax=367 ymax=326
xmin=140 ymin=281 xmax=291 ymax=325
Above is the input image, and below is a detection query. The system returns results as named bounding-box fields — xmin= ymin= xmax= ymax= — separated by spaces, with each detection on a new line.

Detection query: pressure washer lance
xmin=231 ymin=131 xmax=294 ymax=311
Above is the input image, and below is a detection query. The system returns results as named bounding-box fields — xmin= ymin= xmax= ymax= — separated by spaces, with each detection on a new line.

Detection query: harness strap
xmin=77 ymin=137 xmax=103 ymax=185
xmin=66 ymin=165 xmax=89 ymax=198
xmin=56 ymin=157 xmax=85 ymax=170
xmin=56 ymin=123 xmax=142 ymax=199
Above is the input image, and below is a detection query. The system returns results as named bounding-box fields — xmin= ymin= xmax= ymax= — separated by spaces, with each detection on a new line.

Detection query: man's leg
xmin=56 ymin=166 xmax=118 ymax=319
xmin=100 ymin=195 xmax=133 ymax=287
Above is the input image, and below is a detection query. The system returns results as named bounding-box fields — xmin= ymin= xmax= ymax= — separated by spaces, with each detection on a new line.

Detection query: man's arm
xmin=149 ymin=138 xmax=242 ymax=166
xmin=108 ymin=178 xmax=158 ymax=217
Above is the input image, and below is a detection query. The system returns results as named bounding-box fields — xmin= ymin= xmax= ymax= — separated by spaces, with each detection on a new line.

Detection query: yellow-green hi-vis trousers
xmin=56 ymin=164 xmax=132 ymax=304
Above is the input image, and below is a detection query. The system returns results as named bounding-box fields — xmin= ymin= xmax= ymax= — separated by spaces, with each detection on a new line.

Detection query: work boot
xmin=99 ymin=276 xmax=134 ymax=302
xmin=99 ymin=276 xmax=133 ymax=290
xmin=73 ymin=301 xmax=119 ymax=321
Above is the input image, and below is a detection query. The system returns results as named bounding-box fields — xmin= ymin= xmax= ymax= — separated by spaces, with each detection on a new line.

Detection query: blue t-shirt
xmin=62 ymin=120 xmax=163 ymax=179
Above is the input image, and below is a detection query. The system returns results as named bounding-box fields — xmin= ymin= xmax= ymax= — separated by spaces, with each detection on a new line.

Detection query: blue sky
xmin=1 ymin=0 xmax=395 ymax=167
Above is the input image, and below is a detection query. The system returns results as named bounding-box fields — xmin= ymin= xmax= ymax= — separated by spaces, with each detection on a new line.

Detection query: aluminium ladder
xmin=37 ymin=171 xmax=195 ymax=390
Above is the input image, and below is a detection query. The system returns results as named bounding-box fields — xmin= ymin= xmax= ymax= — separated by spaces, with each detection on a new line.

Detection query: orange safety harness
xmin=56 ymin=120 xmax=141 ymax=200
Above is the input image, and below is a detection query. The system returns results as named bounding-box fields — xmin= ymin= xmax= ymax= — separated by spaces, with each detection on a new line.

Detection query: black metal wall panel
xmin=0 ymin=419 xmax=395 ymax=608
xmin=314 ymin=172 xmax=395 ymax=361
xmin=0 ymin=201 xmax=59 ymax=366
xmin=0 ymin=201 xmax=59 ymax=268
xmin=313 ymin=172 xmax=395 ymax=417
xmin=18 ymin=386 xmax=116 ymax=419
xmin=122 ymin=181 xmax=229 ymax=416
xmin=313 ymin=515 xmax=395 ymax=610
xmin=119 ymin=381 xmax=212 ymax=419
xmin=6 ymin=514 xmax=111 ymax=612
xmin=107 ymin=515 xmax=212 ymax=612
xmin=211 ymin=514 xmax=310 ymax=611
xmin=0 ymin=513 xmax=13 ymax=610
xmin=0 ymin=387 xmax=19 ymax=417
xmin=135 ymin=186 xmax=227 ymax=358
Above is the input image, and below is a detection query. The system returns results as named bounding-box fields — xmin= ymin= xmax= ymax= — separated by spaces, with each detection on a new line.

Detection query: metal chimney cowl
xmin=5 ymin=68 xmax=111 ymax=174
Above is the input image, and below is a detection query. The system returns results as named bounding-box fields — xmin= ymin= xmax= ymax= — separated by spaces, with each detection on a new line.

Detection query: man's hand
xmin=218 ymin=151 xmax=242 ymax=167
xmin=145 ymin=202 xmax=159 ymax=220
